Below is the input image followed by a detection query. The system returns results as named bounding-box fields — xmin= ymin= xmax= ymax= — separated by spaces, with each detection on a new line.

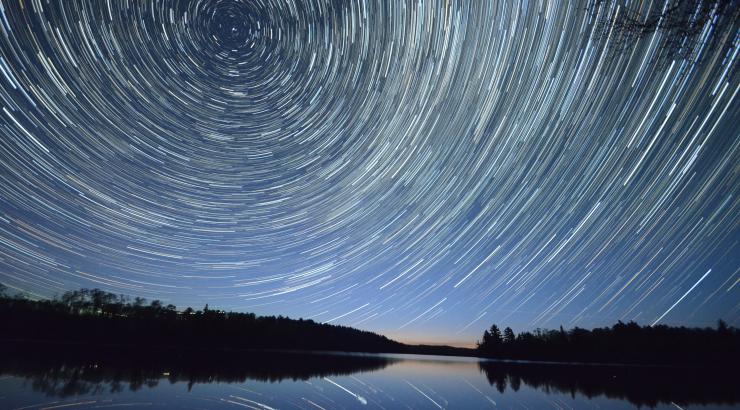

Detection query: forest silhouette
xmin=1 ymin=284 xmax=737 ymax=367
xmin=0 ymin=286 xmax=403 ymax=353
xmin=476 ymin=321 xmax=739 ymax=366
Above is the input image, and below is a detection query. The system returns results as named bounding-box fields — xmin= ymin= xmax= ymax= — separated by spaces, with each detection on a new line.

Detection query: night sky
xmin=0 ymin=1 xmax=737 ymax=346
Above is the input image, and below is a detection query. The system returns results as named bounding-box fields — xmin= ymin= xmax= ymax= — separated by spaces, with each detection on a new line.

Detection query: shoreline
xmin=1 ymin=338 xmax=733 ymax=370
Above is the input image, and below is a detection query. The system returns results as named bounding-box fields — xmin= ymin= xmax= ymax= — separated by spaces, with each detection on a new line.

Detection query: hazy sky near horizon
xmin=0 ymin=1 xmax=738 ymax=346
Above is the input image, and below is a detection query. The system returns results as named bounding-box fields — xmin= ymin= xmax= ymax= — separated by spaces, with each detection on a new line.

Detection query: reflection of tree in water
xmin=2 ymin=344 xmax=397 ymax=398
xmin=478 ymin=360 xmax=738 ymax=408
xmin=28 ymin=367 xmax=111 ymax=398
xmin=21 ymin=364 xmax=169 ymax=398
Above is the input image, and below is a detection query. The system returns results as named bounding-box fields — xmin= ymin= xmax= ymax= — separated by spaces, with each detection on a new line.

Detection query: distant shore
xmin=0 ymin=337 xmax=477 ymax=360
xmin=2 ymin=287 xmax=737 ymax=368
xmin=1 ymin=338 xmax=736 ymax=372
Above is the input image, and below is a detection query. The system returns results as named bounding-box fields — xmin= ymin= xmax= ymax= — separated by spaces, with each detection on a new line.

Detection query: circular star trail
xmin=0 ymin=0 xmax=738 ymax=344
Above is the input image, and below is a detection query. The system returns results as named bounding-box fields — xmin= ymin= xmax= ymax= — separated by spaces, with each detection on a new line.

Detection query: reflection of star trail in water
xmin=0 ymin=1 xmax=737 ymax=344
xmin=2 ymin=350 xmax=737 ymax=408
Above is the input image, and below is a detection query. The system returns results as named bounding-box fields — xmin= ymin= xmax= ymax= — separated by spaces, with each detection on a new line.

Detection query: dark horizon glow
xmin=0 ymin=1 xmax=738 ymax=346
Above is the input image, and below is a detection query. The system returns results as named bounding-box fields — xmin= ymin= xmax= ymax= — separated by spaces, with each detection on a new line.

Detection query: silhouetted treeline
xmin=477 ymin=321 xmax=739 ymax=366
xmin=402 ymin=344 xmax=475 ymax=357
xmin=478 ymin=360 xmax=739 ymax=408
xmin=0 ymin=342 xmax=397 ymax=397
xmin=0 ymin=286 xmax=404 ymax=353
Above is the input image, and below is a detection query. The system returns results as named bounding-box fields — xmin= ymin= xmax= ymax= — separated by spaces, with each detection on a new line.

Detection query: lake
xmin=0 ymin=346 xmax=737 ymax=409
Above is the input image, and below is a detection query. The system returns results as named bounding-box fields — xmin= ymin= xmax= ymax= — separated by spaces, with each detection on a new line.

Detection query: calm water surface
xmin=0 ymin=349 xmax=736 ymax=409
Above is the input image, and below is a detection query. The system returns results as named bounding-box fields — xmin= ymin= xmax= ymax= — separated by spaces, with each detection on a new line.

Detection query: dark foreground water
xmin=0 ymin=346 xmax=737 ymax=409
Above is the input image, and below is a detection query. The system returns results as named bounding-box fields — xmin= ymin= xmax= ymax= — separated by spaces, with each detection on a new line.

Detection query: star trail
xmin=0 ymin=0 xmax=738 ymax=345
